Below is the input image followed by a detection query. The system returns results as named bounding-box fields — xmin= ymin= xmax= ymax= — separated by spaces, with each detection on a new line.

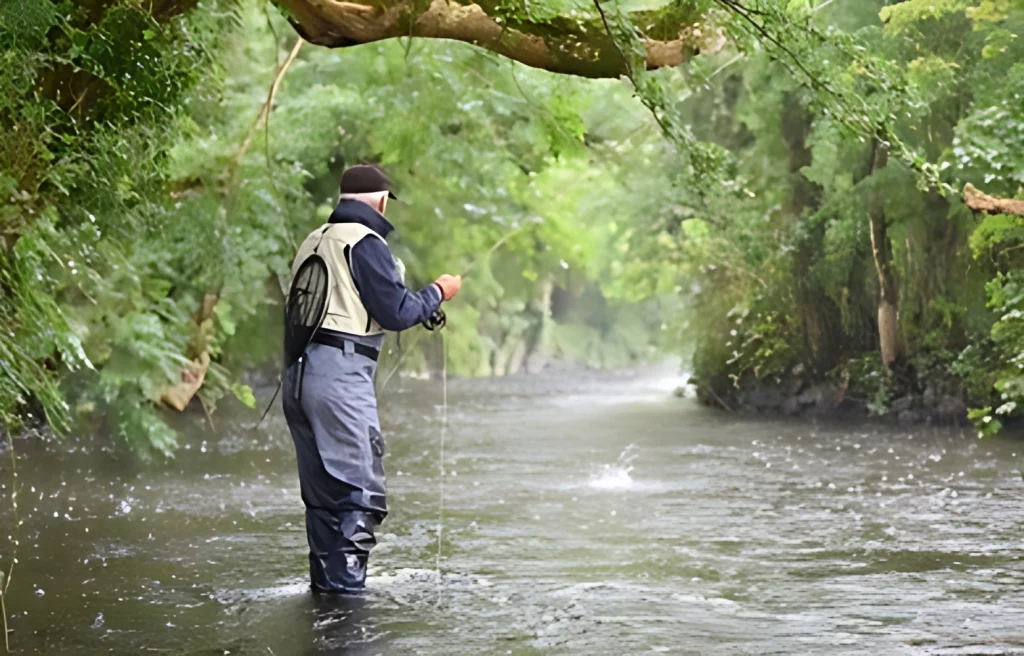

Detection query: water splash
xmin=589 ymin=444 xmax=638 ymax=490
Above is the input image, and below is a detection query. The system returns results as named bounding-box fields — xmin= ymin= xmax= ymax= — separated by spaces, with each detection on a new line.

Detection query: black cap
xmin=340 ymin=165 xmax=397 ymax=200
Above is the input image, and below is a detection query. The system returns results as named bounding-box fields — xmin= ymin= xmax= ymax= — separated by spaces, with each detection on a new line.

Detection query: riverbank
xmin=693 ymin=373 xmax=976 ymax=428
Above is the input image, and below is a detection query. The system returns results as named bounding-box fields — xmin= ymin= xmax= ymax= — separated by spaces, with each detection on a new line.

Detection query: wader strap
xmin=313 ymin=225 xmax=332 ymax=254
xmin=295 ymin=355 xmax=306 ymax=400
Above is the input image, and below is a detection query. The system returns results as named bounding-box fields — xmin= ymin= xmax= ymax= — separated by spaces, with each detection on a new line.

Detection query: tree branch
xmin=963 ymin=183 xmax=1024 ymax=217
xmin=235 ymin=38 xmax=304 ymax=166
xmin=275 ymin=0 xmax=725 ymax=78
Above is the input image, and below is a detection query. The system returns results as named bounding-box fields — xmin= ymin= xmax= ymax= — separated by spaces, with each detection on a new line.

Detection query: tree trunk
xmin=274 ymin=0 xmax=725 ymax=78
xmin=867 ymin=136 xmax=902 ymax=368
xmin=780 ymin=92 xmax=830 ymax=371
xmin=524 ymin=277 xmax=554 ymax=374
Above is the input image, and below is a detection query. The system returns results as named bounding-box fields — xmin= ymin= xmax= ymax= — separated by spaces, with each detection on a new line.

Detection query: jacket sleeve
xmin=349 ymin=236 xmax=443 ymax=332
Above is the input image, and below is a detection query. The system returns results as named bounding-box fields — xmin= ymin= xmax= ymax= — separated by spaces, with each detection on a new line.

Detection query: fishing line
xmin=1 ymin=428 xmax=18 ymax=653
xmin=430 ymin=225 xmax=534 ymax=600
xmin=435 ymin=331 xmax=448 ymax=601
xmin=424 ymin=226 xmax=527 ymax=598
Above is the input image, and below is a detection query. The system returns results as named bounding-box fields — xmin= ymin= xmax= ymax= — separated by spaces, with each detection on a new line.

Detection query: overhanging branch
xmin=275 ymin=0 xmax=725 ymax=78
xmin=964 ymin=183 xmax=1024 ymax=217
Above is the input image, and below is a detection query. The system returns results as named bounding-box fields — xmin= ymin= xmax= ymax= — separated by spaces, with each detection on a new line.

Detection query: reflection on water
xmin=2 ymin=366 xmax=1024 ymax=655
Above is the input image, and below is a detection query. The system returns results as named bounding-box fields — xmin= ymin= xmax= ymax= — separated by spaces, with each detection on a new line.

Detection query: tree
xmin=274 ymin=0 xmax=726 ymax=78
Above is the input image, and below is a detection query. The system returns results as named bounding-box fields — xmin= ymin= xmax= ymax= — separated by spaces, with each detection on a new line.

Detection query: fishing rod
xmin=374 ymin=223 xmax=528 ymax=395
xmin=460 ymin=223 xmax=527 ymax=279
xmin=434 ymin=330 xmax=448 ymax=598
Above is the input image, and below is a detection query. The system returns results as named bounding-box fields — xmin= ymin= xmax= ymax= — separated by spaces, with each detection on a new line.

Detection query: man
xmin=282 ymin=164 xmax=462 ymax=593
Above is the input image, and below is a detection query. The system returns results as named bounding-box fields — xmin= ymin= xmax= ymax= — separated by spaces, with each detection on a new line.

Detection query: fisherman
xmin=282 ymin=164 xmax=462 ymax=593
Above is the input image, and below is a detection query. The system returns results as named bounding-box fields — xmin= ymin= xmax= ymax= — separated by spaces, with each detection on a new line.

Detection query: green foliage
xmin=953 ymin=62 xmax=1024 ymax=190
xmin=880 ymin=0 xmax=975 ymax=33
xmin=968 ymin=406 xmax=1004 ymax=436
xmin=0 ymin=0 xmax=241 ymax=453
xmin=970 ymin=271 xmax=1024 ymax=431
xmin=970 ymin=214 xmax=1024 ymax=256
xmin=3 ymin=0 xmax=1024 ymax=452
xmin=604 ymin=0 xmax=1024 ymax=431
xmin=0 ymin=0 xmax=668 ymax=455
xmin=967 ymin=0 xmax=1024 ymax=25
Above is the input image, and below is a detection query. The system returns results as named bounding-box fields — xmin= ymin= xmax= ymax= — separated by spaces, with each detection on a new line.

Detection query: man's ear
xmin=378 ymin=195 xmax=387 ymax=213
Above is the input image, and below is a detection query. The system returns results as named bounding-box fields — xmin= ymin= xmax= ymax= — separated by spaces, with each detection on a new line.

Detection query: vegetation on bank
xmin=666 ymin=1 xmax=1024 ymax=435
xmin=1 ymin=0 xmax=1023 ymax=458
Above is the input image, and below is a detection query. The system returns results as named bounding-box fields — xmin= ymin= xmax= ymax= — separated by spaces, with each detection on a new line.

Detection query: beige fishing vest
xmin=289 ymin=222 xmax=385 ymax=336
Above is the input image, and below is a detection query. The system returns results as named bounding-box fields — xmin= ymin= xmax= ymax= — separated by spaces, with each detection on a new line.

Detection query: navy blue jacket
xmin=328 ymin=200 xmax=442 ymax=332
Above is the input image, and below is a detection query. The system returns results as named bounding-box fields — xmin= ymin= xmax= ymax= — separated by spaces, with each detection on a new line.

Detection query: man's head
xmin=339 ymin=165 xmax=397 ymax=215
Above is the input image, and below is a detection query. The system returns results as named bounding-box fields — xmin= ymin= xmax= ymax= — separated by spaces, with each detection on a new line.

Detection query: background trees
xmin=1 ymin=0 xmax=1023 ymax=455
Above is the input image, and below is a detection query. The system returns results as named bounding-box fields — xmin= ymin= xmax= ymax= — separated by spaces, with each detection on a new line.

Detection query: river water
xmin=2 ymin=367 xmax=1024 ymax=655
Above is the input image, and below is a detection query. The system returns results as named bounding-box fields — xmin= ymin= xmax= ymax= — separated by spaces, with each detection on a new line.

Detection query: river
xmin=2 ymin=367 xmax=1023 ymax=655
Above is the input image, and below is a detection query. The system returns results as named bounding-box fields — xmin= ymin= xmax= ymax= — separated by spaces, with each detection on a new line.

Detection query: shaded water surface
xmin=2 ymin=369 xmax=1024 ymax=655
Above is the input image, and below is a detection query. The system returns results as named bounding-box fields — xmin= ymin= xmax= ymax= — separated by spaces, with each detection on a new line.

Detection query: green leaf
xmin=214 ymin=301 xmax=237 ymax=337
xmin=967 ymin=406 xmax=1003 ymax=436
xmin=981 ymin=28 xmax=1015 ymax=58
xmin=231 ymin=382 xmax=256 ymax=409
xmin=966 ymin=0 xmax=1014 ymax=25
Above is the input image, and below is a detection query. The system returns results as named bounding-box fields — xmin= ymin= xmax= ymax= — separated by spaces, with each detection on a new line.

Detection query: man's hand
xmin=434 ymin=274 xmax=462 ymax=301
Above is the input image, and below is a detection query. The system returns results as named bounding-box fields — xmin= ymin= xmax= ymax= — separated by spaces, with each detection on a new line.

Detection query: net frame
xmin=283 ymin=252 xmax=331 ymax=370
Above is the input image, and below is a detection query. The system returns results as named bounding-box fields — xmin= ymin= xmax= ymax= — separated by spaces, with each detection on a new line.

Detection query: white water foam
xmin=369 ymin=567 xmax=440 ymax=587
xmin=588 ymin=444 xmax=638 ymax=490
xmin=213 ymin=580 xmax=310 ymax=603
xmin=371 ymin=568 xmax=493 ymax=589
xmin=214 ymin=568 xmax=493 ymax=605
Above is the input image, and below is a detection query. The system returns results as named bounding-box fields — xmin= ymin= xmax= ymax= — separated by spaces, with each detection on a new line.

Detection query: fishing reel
xmin=422 ymin=308 xmax=447 ymax=331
